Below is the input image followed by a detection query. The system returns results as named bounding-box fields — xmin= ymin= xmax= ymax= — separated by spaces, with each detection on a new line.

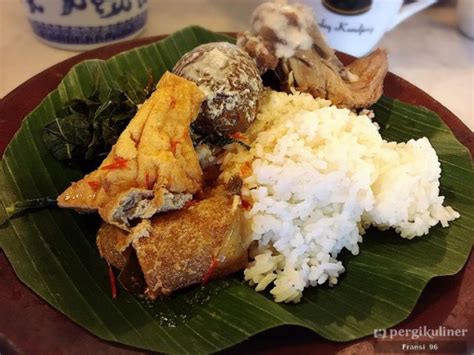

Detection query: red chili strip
xmin=87 ymin=181 xmax=101 ymax=191
xmin=108 ymin=264 xmax=117 ymax=299
xmin=202 ymin=257 xmax=218 ymax=285
xmin=101 ymin=156 xmax=128 ymax=170
xmin=170 ymin=140 xmax=181 ymax=154
xmin=144 ymin=172 xmax=153 ymax=190
xmin=181 ymin=129 xmax=189 ymax=140
xmin=184 ymin=199 xmax=197 ymax=209
xmin=241 ymin=199 xmax=252 ymax=210
xmin=230 ymin=132 xmax=247 ymax=141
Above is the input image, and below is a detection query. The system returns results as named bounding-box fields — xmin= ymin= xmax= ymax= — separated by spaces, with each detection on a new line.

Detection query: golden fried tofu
xmin=57 ymin=72 xmax=205 ymax=230
xmin=96 ymin=184 xmax=251 ymax=299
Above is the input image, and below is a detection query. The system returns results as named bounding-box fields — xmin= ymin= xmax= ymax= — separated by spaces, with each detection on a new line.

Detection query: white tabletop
xmin=1 ymin=0 xmax=473 ymax=131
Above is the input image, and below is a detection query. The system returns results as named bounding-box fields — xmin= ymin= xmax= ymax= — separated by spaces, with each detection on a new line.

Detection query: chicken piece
xmin=96 ymin=183 xmax=251 ymax=299
xmin=57 ymin=72 xmax=205 ymax=230
xmin=280 ymin=48 xmax=388 ymax=108
xmin=237 ymin=1 xmax=388 ymax=108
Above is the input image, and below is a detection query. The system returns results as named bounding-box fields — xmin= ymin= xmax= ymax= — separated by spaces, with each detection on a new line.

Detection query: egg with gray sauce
xmin=173 ymin=42 xmax=263 ymax=137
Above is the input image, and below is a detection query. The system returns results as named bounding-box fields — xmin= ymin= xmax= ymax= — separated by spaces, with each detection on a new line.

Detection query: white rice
xmin=219 ymin=90 xmax=459 ymax=303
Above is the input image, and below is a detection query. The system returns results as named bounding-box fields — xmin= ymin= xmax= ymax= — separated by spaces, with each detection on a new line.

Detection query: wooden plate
xmin=0 ymin=36 xmax=472 ymax=355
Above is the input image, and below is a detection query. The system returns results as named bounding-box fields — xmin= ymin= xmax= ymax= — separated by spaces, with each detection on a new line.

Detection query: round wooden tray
xmin=0 ymin=36 xmax=472 ymax=354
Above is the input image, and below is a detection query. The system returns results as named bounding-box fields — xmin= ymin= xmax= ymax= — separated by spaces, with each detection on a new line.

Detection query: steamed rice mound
xmin=220 ymin=90 xmax=459 ymax=303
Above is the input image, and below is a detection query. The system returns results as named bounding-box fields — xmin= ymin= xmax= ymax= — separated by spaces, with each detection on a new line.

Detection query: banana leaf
xmin=0 ymin=26 xmax=473 ymax=354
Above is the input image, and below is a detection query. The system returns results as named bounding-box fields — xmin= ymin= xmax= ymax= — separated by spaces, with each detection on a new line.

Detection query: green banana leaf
xmin=0 ymin=26 xmax=473 ymax=353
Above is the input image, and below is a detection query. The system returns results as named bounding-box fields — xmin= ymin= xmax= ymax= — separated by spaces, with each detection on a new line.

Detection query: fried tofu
xmin=57 ymin=72 xmax=205 ymax=230
xmin=96 ymin=184 xmax=251 ymax=299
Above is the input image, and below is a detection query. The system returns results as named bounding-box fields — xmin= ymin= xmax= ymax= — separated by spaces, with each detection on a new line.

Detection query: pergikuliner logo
xmin=373 ymin=326 xmax=468 ymax=340
xmin=373 ymin=329 xmax=386 ymax=338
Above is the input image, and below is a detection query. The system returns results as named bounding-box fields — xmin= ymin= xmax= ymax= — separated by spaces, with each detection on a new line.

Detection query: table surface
xmin=0 ymin=0 xmax=473 ymax=131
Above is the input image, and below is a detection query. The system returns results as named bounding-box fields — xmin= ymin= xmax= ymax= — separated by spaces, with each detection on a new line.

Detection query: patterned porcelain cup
xmin=23 ymin=0 xmax=148 ymax=51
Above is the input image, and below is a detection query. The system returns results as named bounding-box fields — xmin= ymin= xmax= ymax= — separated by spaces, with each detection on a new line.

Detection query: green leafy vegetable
xmin=0 ymin=27 xmax=472 ymax=354
xmin=42 ymin=72 xmax=154 ymax=166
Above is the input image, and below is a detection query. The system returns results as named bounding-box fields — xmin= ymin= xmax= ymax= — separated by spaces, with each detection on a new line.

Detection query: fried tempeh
xmin=57 ymin=72 xmax=205 ymax=230
xmin=96 ymin=183 xmax=251 ymax=299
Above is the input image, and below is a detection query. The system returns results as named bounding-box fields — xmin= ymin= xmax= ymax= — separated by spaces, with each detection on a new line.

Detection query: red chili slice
xmin=241 ymin=199 xmax=252 ymax=210
xmin=184 ymin=199 xmax=197 ymax=209
xmin=87 ymin=181 xmax=101 ymax=191
xmin=230 ymin=132 xmax=247 ymax=141
xmin=202 ymin=257 xmax=218 ymax=285
xmin=101 ymin=156 xmax=128 ymax=170
xmin=170 ymin=140 xmax=181 ymax=154
xmin=107 ymin=264 xmax=117 ymax=299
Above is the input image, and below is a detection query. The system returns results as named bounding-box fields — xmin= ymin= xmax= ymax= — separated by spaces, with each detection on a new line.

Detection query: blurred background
xmin=0 ymin=0 xmax=472 ymax=130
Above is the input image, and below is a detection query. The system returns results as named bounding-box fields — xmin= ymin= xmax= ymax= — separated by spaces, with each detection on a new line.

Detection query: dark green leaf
xmin=42 ymin=114 xmax=91 ymax=160
xmin=41 ymin=71 xmax=153 ymax=167
xmin=117 ymin=70 xmax=154 ymax=106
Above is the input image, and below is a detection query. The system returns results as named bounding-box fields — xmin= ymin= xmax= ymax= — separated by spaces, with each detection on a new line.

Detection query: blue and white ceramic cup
xmin=23 ymin=0 xmax=148 ymax=51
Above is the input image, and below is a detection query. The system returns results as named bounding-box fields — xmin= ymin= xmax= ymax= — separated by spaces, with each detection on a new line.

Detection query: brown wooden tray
xmin=0 ymin=35 xmax=472 ymax=354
